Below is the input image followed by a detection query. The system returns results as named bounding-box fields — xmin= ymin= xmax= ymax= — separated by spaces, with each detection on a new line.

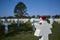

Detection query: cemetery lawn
xmin=0 ymin=31 xmax=39 ymax=40
xmin=0 ymin=21 xmax=60 ymax=40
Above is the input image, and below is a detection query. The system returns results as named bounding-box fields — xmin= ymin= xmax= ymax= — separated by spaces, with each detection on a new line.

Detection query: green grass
xmin=49 ymin=21 xmax=60 ymax=40
xmin=0 ymin=31 xmax=38 ymax=40
xmin=0 ymin=21 xmax=60 ymax=40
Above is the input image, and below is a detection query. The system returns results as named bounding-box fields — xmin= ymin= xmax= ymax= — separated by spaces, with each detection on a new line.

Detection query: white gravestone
xmin=17 ymin=19 xmax=20 ymax=28
xmin=34 ymin=20 xmax=53 ymax=40
xmin=3 ymin=19 xmax=11 ymax=35
xmin=31 ymin=18 xmax=36 ymax=31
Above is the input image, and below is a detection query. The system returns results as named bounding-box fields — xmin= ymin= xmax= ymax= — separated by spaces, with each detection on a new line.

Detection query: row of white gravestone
xmin=1 ymin=18 xmax=53 ymax=36
xmin=2 ymin=18 xmax=28 ymax=35
xmin=31 ymin=18 xmax=53 ymax=40
xmin=2 ymin=18 xmax=30 ymax=35
xmin=2 ymin=19 xmax=20 ymax=35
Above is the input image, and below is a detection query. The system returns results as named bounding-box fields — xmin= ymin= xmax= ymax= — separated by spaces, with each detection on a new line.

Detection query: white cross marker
xmin=3 ymin=19 xmax=11 ymax=35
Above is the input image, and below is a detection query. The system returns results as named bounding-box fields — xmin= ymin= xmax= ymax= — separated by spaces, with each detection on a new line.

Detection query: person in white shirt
xmin=34 ymin=16 xmax=53 ymax=40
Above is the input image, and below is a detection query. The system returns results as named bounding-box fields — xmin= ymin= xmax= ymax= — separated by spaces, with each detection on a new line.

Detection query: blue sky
xmin=0 ymin=0 xmax=60 ymax=17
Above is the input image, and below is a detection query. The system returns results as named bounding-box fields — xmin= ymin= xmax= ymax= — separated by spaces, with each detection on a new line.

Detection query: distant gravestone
xmin=34 ymin=17 xmax=53 ymax=40
xmin=31 ymin=18 xmax=36 ymax=31
xmin=17 ymin=19 xmax=20 ymax=28
xmin=3 ymin=18 xmax=11 ymax=35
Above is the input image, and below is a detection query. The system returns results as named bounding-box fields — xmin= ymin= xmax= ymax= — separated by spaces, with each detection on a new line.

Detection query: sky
xmin=0 ymin=0 xmax=60 ymax=17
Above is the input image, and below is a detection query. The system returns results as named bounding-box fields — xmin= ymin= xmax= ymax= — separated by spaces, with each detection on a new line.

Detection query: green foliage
xmin=46 ymin=19 xmax=50 ymax=23
xmin=31 ymin=15 xmax=35 ymax=18
xmin=24 ymin=20 xmax=32 ymax=31
xmin=0 ymin=20 xmax=3 ymax=24
xmin=19 ymin=20 xmax=32 ymax=31
xmin=53 ymin=15 xmax=60 ymax=18
xmin=11 ymin=20 xmax=16 ymax=24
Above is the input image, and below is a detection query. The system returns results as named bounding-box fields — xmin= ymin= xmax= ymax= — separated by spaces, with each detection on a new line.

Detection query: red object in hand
xmin=40 ymin=16 xmax=46 ymax=20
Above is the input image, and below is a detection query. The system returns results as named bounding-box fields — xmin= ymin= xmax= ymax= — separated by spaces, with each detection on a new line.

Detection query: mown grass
xmin=0 ymin=21 xmax=60 ymax=40
xmin=1 ymin=31 xmax=39 ymax=40
xmin=49 ymin=21 xmax=60 ymax=40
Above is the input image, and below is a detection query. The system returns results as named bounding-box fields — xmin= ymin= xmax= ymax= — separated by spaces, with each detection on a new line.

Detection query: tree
xmin=14 ymin=2 xmax=27 ymax=17
xmin=37 ymin=15 xmax=40 ymax=18
xmin=53 ymin=15 xmax=60 ymax=18
xmin=31 ymin=15 xmax=35 ymax=18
